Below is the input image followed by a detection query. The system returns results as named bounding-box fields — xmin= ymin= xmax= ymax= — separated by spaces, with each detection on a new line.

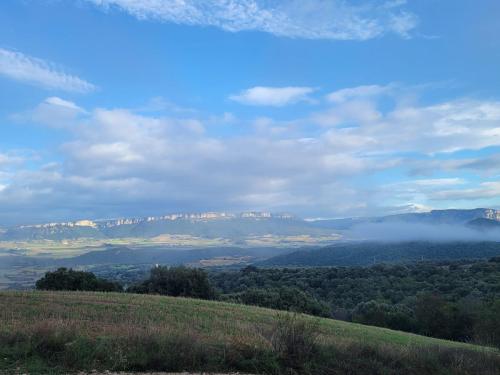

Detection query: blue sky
xmin=0 ymin=0 xmax=499 ymax=225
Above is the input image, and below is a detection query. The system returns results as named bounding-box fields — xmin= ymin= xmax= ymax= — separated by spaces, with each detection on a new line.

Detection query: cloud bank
xmin=86 ymin=0 xmax=418 ymax=40
xmin=2 ymin=84 xmax=500 ymax=224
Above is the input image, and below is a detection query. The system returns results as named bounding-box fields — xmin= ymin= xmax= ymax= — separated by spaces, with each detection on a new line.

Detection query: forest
xmin=210 ymin=259 xmax=500 ymax=346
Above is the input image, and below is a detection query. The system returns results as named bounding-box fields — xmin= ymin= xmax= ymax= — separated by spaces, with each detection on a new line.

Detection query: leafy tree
xmin=230 ymin=287 xmax=330 ymax=317
xmin=352 ymin=301 xmax=415 ymax=331
xmin=414 ymin=293 xmax=472 ymax=340
xmin=474 ymin=299 xmax=500 ymax=348
xmin=36 ymin=268 xmax=122 ymax=292
xmin=129 ymin=266 xmax=215 ymax=299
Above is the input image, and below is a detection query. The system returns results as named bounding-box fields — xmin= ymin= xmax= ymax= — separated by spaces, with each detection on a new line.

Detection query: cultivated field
xmin=0 ymin=291 xmax=498 ymax=374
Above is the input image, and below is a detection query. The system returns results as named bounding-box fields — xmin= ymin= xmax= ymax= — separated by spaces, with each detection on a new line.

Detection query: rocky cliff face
xmin=14 ymin=211 xmax=296 ymax=231
xmin=0 ymin=211 xmax=299 ymax=241
xmin=95 ymin=211 xmax=295 ymax=229
xmin=484 ymin=209 xmax=500 ymax=221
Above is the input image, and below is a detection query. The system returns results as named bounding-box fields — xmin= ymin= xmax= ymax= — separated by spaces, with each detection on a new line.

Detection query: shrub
xmin=270 ymin=313 xmax=320 ymax=372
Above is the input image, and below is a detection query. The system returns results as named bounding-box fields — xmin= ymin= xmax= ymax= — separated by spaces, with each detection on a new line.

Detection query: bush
xmin=270 ymin=313 xmax=320 ymax=372
xmin=36 ymin=268 xmax=123 ymax=292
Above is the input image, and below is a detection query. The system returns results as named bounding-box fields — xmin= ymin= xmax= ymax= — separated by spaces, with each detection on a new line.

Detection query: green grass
xmin=0 ymin=291 xmax=498 ymax=374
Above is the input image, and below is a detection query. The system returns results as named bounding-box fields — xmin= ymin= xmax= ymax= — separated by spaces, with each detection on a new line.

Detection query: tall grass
xmin=0 ymin=291 xmax=499 ymax=374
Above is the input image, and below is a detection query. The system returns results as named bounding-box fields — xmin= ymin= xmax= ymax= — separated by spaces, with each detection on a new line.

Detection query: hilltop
xmin=0 ymin=291 xmax=498 ymax=374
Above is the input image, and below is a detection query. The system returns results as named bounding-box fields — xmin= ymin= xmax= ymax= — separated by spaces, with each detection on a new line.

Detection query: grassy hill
xmin=0 ymin=291 xmax=498 ymax=374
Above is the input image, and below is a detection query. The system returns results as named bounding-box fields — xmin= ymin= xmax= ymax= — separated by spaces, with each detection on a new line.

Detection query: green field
xmin=0 ymin=291 xmax=498 ymax=374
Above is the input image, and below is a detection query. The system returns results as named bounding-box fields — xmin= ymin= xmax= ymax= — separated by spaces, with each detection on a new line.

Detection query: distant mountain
xmin=0 ymin=212 xmax=328 ymax=241
xmin=2 ymin=208 xmax=499 ymax=242
xmin=310 ymin=208 xmax=500 ymax=230
xmin=260 ymin=241 xmax=500 ymax=267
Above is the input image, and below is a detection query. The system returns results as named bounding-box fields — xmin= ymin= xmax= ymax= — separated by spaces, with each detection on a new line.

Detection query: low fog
xmin=349 ymin=222 xmax=500 ymax=242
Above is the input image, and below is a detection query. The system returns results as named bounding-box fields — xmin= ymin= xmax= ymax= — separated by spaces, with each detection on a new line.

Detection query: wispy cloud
xmin=230 ymin=86 xmax=315 ymax=106
xmin=0 ymin=48 xmax=95 ymax=93
xmin=0 ymin=153 xmax=24 ymax=167
xmin=430 ymin=182 xmax=500 ymax=201
xmin=86 ymin=0 xmax=418 ymax=40
xmin=327 ymin=84 xmax=393 ymax=103
xmin=11 ymin=97 xmax=87 ymax=128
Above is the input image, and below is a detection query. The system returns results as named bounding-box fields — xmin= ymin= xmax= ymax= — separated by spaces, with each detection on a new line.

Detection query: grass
xmin=0 ymin=291 xmax=499 ymax=374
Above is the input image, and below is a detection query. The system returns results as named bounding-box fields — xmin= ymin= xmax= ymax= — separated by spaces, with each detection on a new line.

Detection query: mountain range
xmin=309 ymin=208 xmax=500 ymax=229
xmin=0 ymin=212 xmax=320 ymax=241
xmin=1 ymin=208 xmax=500 ymax=242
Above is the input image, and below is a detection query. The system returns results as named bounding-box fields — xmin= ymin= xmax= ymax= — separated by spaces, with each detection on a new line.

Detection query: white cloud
xmin=0 ymin=154 xmax=13 ymax=167
xmin=3 ymin=87 xmax=500 ymax=224
xmin=12 ymin=97 xmax=86 ymax=128
xmin=313 ymin=94 xmax=500 ymax=154
xmin=430 ymin=182 xmax=500 ymax=201
xmin=230 ymin=86 xmax=315 ymax=106
xmin=0 ymin=48 xmax=95 ymax=93
xmin=406 ymin=178 xmax=465 ymax=187
xmin=86 ymin=0 xmax=418 ymax=40
xmin=326 ymin=84 xmax=393 ymax=103
xmin=44 ymin=97 xmax=85 ymax=111
xmin=0 ymin=153 xmax=25 ymax=167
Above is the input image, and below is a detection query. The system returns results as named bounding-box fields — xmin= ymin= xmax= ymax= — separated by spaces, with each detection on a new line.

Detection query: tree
xmin=234 ymin=287 xmax=331 ymax=317
xmin=36 ymin=268 xmax=122 ymax=292
xmin=474 ymin=300 xmax=500 ymax=348
xmin=129 ymin=266 xmax=215 ymax=299
xmin=352 ymin=301 xmax=415 ymax=331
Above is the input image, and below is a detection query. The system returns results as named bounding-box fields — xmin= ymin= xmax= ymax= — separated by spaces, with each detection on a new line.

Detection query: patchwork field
xmin=0 ymin=291 xmax=498 ymax=374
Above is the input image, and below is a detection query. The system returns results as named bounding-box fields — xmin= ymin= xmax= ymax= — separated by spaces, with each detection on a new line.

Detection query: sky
xmin=0 ymin=0 xmax=500 ymax=225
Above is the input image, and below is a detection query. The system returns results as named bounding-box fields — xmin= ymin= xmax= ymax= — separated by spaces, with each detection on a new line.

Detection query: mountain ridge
xmin=2 ymin=208 xmax=500 ymax=242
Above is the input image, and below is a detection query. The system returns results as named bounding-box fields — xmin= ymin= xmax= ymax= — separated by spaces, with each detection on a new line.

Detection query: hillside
xmin=260 ymin=241 xmax=500 ymax=267
xmin=468 ymin=218 xmax=500 ymax=231
xmin=0 ymin=291 xmax=498 ymax=374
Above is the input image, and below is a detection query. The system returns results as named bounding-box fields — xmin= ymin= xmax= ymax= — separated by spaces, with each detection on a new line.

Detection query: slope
xmin=0 ymin=291 xmax=498 ymax=374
